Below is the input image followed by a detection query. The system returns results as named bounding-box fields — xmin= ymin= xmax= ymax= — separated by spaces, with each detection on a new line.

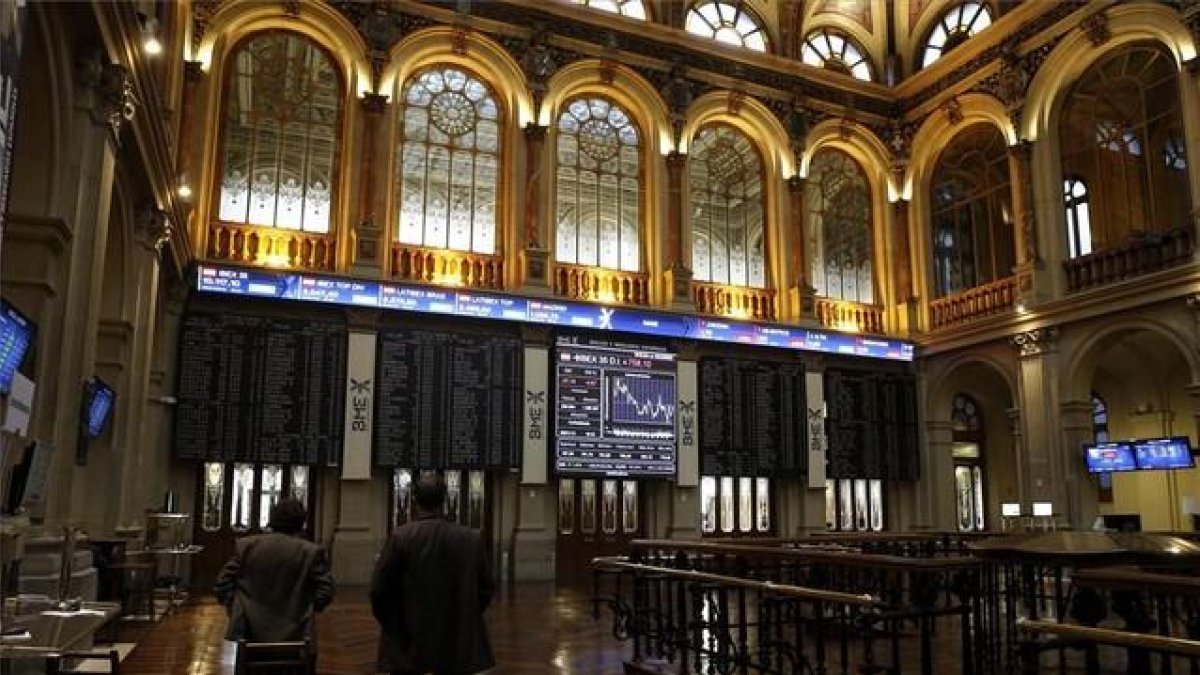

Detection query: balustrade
xmin=813 ymin=297 xmax=885 ymax=333
xmin=390 ymin=244 xmax=504 ymax=290
xmin=553 ymin=264 xmax=649 ymax=305
xmin=928 ymin=276 xmax=1017 ymax=330
xmin=690 ymin=281 xmax=776 ymax=321
xmin=207 ymin=223 xmax=336 ymax=271
xmin=1064 ymin=226 xmax=1195 ymax=293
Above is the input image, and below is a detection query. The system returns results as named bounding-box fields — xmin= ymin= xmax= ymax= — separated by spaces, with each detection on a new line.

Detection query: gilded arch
xmin=1064 ymin=319 xmax=1200 ymax=404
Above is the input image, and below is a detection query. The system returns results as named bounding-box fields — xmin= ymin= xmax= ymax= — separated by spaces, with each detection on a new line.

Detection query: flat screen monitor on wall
xmin=553 ymin=335 xmax=677 ymax=478
xmin=0 ymin=298 xmax=34 ymax=395
xmin=82 ymin=377 xmax=115 ymax=439
xmin=1083 ymin=442 xmax=1137 ymax=473
xmin=1133 ymin=437 xmax=1195 ymax=471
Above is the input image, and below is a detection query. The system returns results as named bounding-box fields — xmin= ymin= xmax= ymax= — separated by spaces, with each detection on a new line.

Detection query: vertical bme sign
xmin=342 ymin=332 xmax=376 ymax=480
xmin=521 ymin=346 xmax=548 ymax=484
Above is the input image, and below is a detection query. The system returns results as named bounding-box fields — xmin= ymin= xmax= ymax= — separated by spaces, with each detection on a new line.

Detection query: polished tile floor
xmin=118 ymin=583 xmax=629 ymax=674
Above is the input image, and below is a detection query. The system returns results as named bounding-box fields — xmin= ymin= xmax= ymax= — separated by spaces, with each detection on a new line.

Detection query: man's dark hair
xmin=413 ymin=473 xmax=447 ymax=512
xmin=269 ymin=498 xmax=307 ymax=534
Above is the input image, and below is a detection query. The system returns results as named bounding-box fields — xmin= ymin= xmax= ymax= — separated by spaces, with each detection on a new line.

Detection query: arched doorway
xmin=951 ymin=393 xmax=986 ymax=532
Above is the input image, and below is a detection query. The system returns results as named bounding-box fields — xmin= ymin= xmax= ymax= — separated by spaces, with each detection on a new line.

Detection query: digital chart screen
xmin=554 ymin=337 xmax=677 ymax=477
xmin=84 ymin=377 xmax=115 ymax=439
xmin=1083 ymin=442 xmax=1136 ymax=473
xmin=0 ymin=298 xmax=33 ymax=395
xmin=1133 ymin=437 xmax=1195 ymax=471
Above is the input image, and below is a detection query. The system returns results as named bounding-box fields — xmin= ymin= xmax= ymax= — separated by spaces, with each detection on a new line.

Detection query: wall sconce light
xmin=140 ymin=15 xmax=163 ymax=56
xmin=176 ymin=182 xmax=193 ymax=200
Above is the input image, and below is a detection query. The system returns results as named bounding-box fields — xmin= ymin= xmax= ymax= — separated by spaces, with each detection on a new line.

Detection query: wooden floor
xmin=118 ymin=583 xmax=629 ymax=674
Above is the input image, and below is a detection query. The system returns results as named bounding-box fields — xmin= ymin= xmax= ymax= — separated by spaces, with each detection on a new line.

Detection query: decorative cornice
xmin=183 ymin=60 xmax=204 ymax=83
xmin=134 ymin=204 xmax=172 ymax=254
xmin=360 ymin=92 xmax=389 ymax=115
xmin=523 ymin=121 xmax=547 ymax=142
xmin=1012 ymin=327 xmax=1060 ymax=357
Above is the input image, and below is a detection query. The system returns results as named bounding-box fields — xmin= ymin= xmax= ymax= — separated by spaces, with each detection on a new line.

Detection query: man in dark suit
xmin=214 ymin=498 xmax=335 ymax=643
xmin=371 ymin=474 xmax=495 ymax=675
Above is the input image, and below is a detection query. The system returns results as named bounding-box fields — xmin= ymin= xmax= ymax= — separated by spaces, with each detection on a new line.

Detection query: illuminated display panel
xmin=554 ymin=336 xmax=677 ymax=478
xmin=1083 ymin=442 xmax=1137 ymax=473
xmin=1133 ymin=437 xmax=1195 ymax=471
xmin=0 ymin=299 xmax=33 ymax=395
xmin=196 ymin=265 xmax=914 ymax=362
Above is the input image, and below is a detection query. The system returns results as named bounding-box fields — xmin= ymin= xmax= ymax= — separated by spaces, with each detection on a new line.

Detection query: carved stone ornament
xmin=944 ymin=97 xmax=963 ymax=126
xmin=727 ymin=90 xmax=746 ymax=116
xmin=1081 ymin=10 xmax=1111 ymax=48
xmin=79 ymin=59 xmax=137 ymax=140
xmin=995 ymin=50 xmax=1029 ymax=108
xmin=450 ymin=23 xmax=471 ymax=56
xmin=135 ymin=205 xmax=172 ymax=253
xmin=785 ymin=93 xmax=809 ymax=160
xmin=1012 ymin=327 xmax=1059 ymax=357
xmin=886 ymin=118 xmax=914 ymax=159
xmin=360 ymin=92 xmax=389 ymax=115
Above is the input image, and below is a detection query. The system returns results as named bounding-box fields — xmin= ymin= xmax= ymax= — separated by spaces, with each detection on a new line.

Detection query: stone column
xmin=1007 ymin=141 xmax=1042 ymax=305
xmin=787 ymin=175 xmax=813 ymax=318
xmin=512 ymin=330 xmax=554 ymax=579
xmin=665 ymin=151 xmax=692 ymax=308
xmin=923 ymin=420 xmax=957 ymax=531
xmin=175 ymin=61 xmax=202 ymax=179
xmin=42 ymin=59 xmax=132 ymax=526
xmin=352 ymin=93 xmax=388 ymax=275
xmin=1012 ymin=328 xmax=1068 ymax=523
xmin=1007 ymin=407 xmax=1027 ymax=505
xmin=892 ymin=199 xmax=912 ymax=303
xmin=1185 ymin=383 xmax=1200 ymax=444
xmin=1177 ymin=63 xmax=1200 ymax=260
xmin=521 ymin=123 xmax=550 ymax=288
xmin=1060 ymin=400 xmax=1098 ymax=530
xmin=112 ymin=208 xmax=168 ymax=526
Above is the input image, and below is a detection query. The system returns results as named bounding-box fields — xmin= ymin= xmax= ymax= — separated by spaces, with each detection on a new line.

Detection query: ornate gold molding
xmin=1012 ymin=327 xmax=1059 ymax=357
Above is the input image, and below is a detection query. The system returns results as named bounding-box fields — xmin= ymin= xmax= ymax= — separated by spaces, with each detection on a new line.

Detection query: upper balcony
xmin=207 ymin=222 xmax=336 ymax=272
xmin=928 ymin=277 xmax=1017 ymax=331
xmin=1064 ymin=227 xmax=1195 ymax=294
xmin=553 ymin=264 xmax=650 ymax=305
xmin=391 ymin=243 xmax=504 ymax=290
xmin=691 ymin=282 xmax=776 ymax=322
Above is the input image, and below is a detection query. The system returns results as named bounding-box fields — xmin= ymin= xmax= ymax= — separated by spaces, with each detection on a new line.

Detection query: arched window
xmin=806 ymin=149 xmax=873 ymax=304
xmin=931 ymin=123 xmax=1015 ymax=298
xmin=690 ymin=125 xmax=765 ymax=288
xmin=555 ymin=97 xmax=641 ymax=272
xmin=921 ymin=2 xmax=992 ymax=68
xmin=395 ymin=67 xmax=501 ymax=255
xmin=951 ymin=393 xmax=986 ymax=532
xmin=800 ymin=29 xmax=873 ymax=82
xmin=217 ymin=32 xmax=341 ymax=234
xmin=1060 ymin=44 xmax=1190 ymax=250
xmin=1092 ymin=392 xmax=1113 ymax=502
xmin=1064 ymin=178 xmax=1091 ymax=258
xmin=685 ymin=1 xmax=768 ymax=52
xmin=571 ymin=0 xmax=647 ymax=19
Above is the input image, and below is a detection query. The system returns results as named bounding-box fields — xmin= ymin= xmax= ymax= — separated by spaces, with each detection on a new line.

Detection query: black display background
xmin=699 ymin=358 xmax=806 ymax=478
xmin=374 ymin=329 xmax=521 ymax=469
xmin=175 ymin=311 xmax=347 ymax=464
xmin=825 ymin=369 xmax=919 ymax=480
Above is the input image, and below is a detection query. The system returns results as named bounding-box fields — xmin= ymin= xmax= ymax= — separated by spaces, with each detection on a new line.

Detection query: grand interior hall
xmin=2 ymin=0 xmax=1200 ymax=672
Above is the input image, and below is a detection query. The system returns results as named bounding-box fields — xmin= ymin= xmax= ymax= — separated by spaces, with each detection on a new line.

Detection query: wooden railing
xmin=207 ymin=222 xmax=336 ymax=271
xmin=813 ymin=297 xmax=884 ymax=333
xmin=553 ymin=263 xmax=649 ymax=305
xmin=928 ymin=275 xmax=1017 ymax=330
xmin=390 ymin=244 xmax=504 ymax=290
xmin=1064 ymin=226 xmax=1195 ymax=293
xmin=691 ymin=281 xmax=776 ymax=321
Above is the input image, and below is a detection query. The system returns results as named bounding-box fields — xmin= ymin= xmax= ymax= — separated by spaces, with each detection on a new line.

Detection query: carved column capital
xmin=360 ymin=92 xmax=389 ymax=115
xmin=1012 ymin=327 xmax=1059 ymax=357
xmin=666 ymin=150 xmax=687 ymax=170
xmin=77 ymin=58 xmax=137 ymax=141
xmin=523 ymin=122 xmax=547 ymax=143
xmin=183 ymin=60 xmax=204 ymax=83
xmin=787 ymin=173 xmax=806 ymax=193
xmin=134 ymin=204 xmax=172 ymax=254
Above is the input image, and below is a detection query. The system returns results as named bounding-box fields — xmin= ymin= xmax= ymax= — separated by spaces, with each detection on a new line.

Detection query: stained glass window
xmin=202 ymin=463 xmax=224 ymax=532
xmin=690 ymin=125 xmax=765 ymax=287
xmin=555 ymin=97 xmax=641 ymax=272
xmin=217 ymin=32 xmax=341 ymax=233
xmin=800 ymin=29 xmax=872 ymax=82
xmin=931 ymin=123 xmax=1014 ymax=298
xmin=289 ymin=465 xmax=309 ymax=503
xmin=1060 ymin=45 xmax=1190 ymax=244
xmin=951 ymin=393 xmax=986 ymax=532
xmin=1064 ymin=178 xmax=1092 ymax=258
xmin=259 ymin=464 xmax=283 ymax=530
xmin=572 ymin=0 xmax=647 ymax=19
xmin=396 ymin=67 xmax=501 ymax=255
xmin=922 ymin=2 xmax=992 ymax=67
xmin=231 ymin=463 xmax=255 ymax=532
xmin=685 ymin=1 xmax=768 ymax=52
xmin=806 ymin=149 xmax=873 ymax=304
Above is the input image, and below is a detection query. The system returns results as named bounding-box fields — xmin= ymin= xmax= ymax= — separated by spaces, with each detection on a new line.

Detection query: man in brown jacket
xmin=371 ymin=474 xmax=495 ymax=675
xmin=214 ymin=498 xmax=335 ymax=643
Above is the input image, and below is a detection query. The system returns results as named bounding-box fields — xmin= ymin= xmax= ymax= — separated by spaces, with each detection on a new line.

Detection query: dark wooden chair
xmin=45 ymin=649 xmax=120 ymax=674
xmin=234 ymin=640 xmax=313 ymax=675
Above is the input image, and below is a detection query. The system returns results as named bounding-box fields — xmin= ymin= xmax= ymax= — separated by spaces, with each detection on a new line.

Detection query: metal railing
xmin=1018 ymin=619 xmax=1200 ymax=674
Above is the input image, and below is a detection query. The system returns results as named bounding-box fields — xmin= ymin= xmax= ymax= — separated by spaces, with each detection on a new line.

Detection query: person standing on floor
xmin=214 ymin=498 xmax=335 ymax=645
xmin=371 ymin=473 xmax=496 ymax=675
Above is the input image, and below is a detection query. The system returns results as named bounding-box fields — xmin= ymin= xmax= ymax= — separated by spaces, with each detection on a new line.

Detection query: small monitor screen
xmin=554 ymin=336 xmax=677 ymax=478
xmin=1134 ymin=437 xmax=1195 ymax=471
xmin=83 ymin=378 xmax=115 ymax=439
xmin=0 ymin=299 xmax=34 ymax=395
xmin=1032 ymin=502 xmax=1053 ymax=517
xmin=1084 ymin=442 xmax=1137 ymax=473
xmin=1001 ymin=503 xmax=1021 ymax=517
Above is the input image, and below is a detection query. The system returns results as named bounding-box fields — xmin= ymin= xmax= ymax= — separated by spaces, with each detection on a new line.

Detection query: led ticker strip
xmin=195 ymin=264 xmax=915 ymax=362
